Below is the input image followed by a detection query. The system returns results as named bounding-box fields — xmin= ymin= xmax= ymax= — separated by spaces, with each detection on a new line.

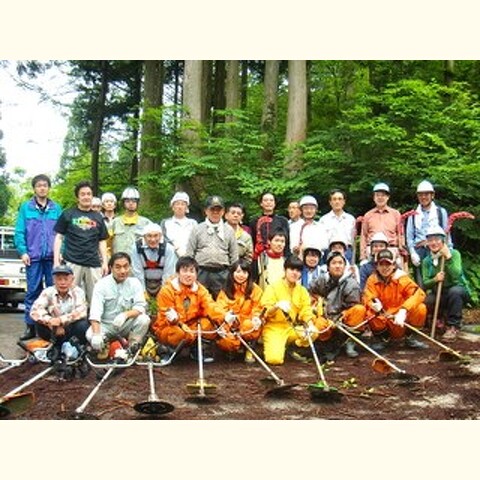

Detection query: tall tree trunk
xmin=202 ymin=61 xmax=213 ymax=130
xmin=444 ymin=60 xmax=455 ymax=86
xmin=241 ymin=60 xmax=248 ymax=109
xmin=213 ymin=60 xmax=226 ymax=125
xmin=261 ymin=60 xmax=279 ymax=162
xmin=91 ymin=60 xmax=109 ymax=195
xmin=140 ymin=60 xmax=164 ymax=211
xmin=129 ymin=61 xmax=142 ymax=184
xmin=285 ymin=60 xmax=307 ymax=177
xmin=182 ymin=60 xmax=206 ymax=210
xmin=225 ymin=60 xmax=240 ymax=122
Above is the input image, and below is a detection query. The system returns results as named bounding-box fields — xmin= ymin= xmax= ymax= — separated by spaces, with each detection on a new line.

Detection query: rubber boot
xmin=345 ymin=339 xmax=359 ymax=358
xmin=370 ymin=331 xmax=391 ymax=352
xmin=404 ymin=334 xmax=427 ymax=349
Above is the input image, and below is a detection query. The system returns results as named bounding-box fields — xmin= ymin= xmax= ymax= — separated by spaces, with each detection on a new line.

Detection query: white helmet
xmin=370 ymin=232 xmax=389 ymax=245
xmin=299 ymin=195 xmax=318 ymax=208
xmin=101 ymin=192 xmax=117 ymax=203
xmin=426 ymin=225 xmax=446 ymax=238
xmin=121 ymin=187 xmax=140 ymax=201
xmin=373 ymin=182 xmax=390 ymax=193
xmin=416 ymin=180 xmax=435 ymax=193
xmin=329 ymin=236 xmax=348 ymax=249
xmin=170 ymin=191 xmax=190 ymax=206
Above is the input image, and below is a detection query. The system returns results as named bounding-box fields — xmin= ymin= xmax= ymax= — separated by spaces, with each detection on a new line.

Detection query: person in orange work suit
xmin=363 ymin=248 xmax=427 ymax=351
xmin=215 ymin=259 xmax=264 ymax=363
xmin=152 ymin=256 xmax=227 ymax=363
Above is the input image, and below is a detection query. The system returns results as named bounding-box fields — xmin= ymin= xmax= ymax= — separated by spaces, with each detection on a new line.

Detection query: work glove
xmin=90 ymin=333 xmax=104 ymax=351
xmin=371 ymin=298 xmax=383 ymax=313
xmin=224 ymin=311 xmax=237 ymax=326
xmin=360 ymin=259 xmax=369 ymax=266
xmin=393 ymin=308 xmax=407 ymax=327
xmin=251 ymin=316 xmax=262 ymax=331
xmin=112 ymin=312 xmax=128 ymax=329
xmin=165 ymin=308 xmax=179 ymax=324
xmin=275 ymin=300 xmax=291 ymax=314
xmin=410 ymin=249 xmax=421 ymax=267
xmin=114 ymin=347 xmax=128 ymax=361
xmin=306 ymin=321 xmax=319 ymax=336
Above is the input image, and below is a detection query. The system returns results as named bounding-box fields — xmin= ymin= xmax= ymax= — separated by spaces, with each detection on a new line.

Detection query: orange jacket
xmin=363 ymin=269 xmax=426 ymax=315
xmin=152 ymin=276 xmax=225 ymax=338
xmin=216 ymin=282 xmax=263 ymax=322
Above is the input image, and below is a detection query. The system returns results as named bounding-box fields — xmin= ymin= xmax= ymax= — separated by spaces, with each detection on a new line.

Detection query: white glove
xmin=393 ymin=308 xmax=407 ymax=327
xmin=114 ymin=348 xmax=128 ymax=360
xmin=217 ymin=325 xmax=228 ymax=338
xmin=165 ymin=308 xmax=179 ymax=324
xmin=224 ymin=311 xmax=237 ymax=325
xmin=306 ymin=321 xmax=319 ymax=336
xmin=275 ymin=300 xmax=291 ymax=313
xmin=360 ymin=259 xmax=369 ymax=266
xmin=90 ymin=333 xmax=104 ymax=351
xmin=112 ymin=312 xmax=127 ymax=329
xmin=410 ymin=249 xmax=421 ymax=267
xmin=251 ymin=316 xmax=262 ymax=330
xmin=371 ymin=298 xmax=383 ymax=313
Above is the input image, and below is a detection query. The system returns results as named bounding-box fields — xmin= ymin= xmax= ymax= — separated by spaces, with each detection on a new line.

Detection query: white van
xmin=0 ymin=226 xmax=26 ymax=307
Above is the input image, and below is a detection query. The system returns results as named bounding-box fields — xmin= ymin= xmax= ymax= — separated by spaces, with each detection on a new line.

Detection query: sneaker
xmin=404 ymin=335 xmax=427 ymax=349
xmin=244 ymin=350 xmax=255 ymax=364
xmin=345 ymin=340 xmax=359 ymax=358
xmin=441 ymin=326 xmax=459 ymax=342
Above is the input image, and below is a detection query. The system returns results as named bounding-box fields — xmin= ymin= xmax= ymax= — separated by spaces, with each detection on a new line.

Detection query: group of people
xmin=12 ymin=174 xmax=470 ymax=369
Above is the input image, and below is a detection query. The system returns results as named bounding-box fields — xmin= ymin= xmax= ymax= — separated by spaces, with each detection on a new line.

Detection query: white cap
xmin=170 ymin=191 xmax=190 ymax=206
xmin=142 ymin=223 xmax=163 ymax=235
xmin=370 ymin=232 xmax=389 ymax=245
xmin=426 ymin=225 xmax=446 ymax=238
xmin=417 ymin=180 xmax=435 ymax=193
xmin=299 ymin=195 xmax=318 ymax=208
xmin=121 ymin=187 xmax=140 ymax=200
xmin=101 ymin=192 xmax=117 ymax=203
xmin=373 ymin=182 xmax=390 ymax=193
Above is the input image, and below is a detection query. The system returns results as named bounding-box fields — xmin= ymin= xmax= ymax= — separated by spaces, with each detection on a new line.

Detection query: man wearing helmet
xmin=406 ymin=180 xmax=449 ymax=287
xmin=111 ymin=187 xmax=151 ymax=255
xmin=422 ymin=226 xmax=468 ymax=342
xmin=364 ymin=249 xmax=427 ymax=351
xmin=161 ymin=191 xmax=198 ymax=260
xmin=360 ymin=183 xmax=403 ymax=262
xmin=289 ymin=195 xmax=326 ymax=257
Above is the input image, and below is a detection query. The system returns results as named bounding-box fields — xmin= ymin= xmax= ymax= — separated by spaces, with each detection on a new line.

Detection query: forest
xmin=0 ymin=60 xmax=479 ymax=301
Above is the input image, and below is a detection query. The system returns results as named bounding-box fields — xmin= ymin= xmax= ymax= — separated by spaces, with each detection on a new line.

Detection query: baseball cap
xmin=375 ymin=249 xmax=395 ymax=264
xmin=426 ymin=225 xmax=446 ymax=238
xmin=52 ymin=265 xmax=74 ymax=275
xmin=205 ymin=195 xmax=225 ymax=208
xmin=373 ymin=182 xmax=390 ymax=193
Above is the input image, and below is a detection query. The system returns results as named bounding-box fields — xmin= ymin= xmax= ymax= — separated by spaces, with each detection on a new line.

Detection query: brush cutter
xmin=404 ymin=323 xmax=471 ymax=364
xmin=335 ymin=323 xmax=419 ymax=384
xmin=234 ymin=331 xmax=299 ymax=396
xmin=302 ymin=325 xmax=343 ymax=402
xmin=133 ymin=339 xmax=175 ymax=415
xmin=65 ymin=348 xmax=141 ymax=420
xmin=184 ymin=321 xmax=218 ymax=403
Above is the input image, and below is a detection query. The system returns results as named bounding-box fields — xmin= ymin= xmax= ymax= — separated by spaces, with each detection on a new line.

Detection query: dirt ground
xmin=2 ymin=311 xmax=480 ymax=421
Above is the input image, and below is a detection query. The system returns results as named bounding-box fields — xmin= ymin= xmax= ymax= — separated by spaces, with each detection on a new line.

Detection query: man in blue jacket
xmin=14 ymin=174 xmax=62 ymax=340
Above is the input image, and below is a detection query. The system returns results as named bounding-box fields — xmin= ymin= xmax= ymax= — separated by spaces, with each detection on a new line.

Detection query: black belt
xmin=200 ymin=265 xmax=228 ymax=273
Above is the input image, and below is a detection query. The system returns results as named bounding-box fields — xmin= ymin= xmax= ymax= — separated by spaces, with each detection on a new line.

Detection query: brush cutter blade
xmin=438 ymin=351 xmax=471 ymax=364
xmin=185 ymin=381 xmax=217 ymax=395
xmin=61 ymin=411 xmax=99 ymax=420
xmin=134 ymin=400 xmax=175 ymax=416
xmin=0 ymin=404 xmax=11 ymax=418
xmin=0 ymin=392 xmax=35 ymax=416
xmin=387 ymin=371 xmax=420 ymax=385
xmin=308 ymin=383 xmax=343 ymax=402
xmin=371 ymin=358 xmax=395 ymax=374
xmin=265 ymin=383 xmax=299 ymax=397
